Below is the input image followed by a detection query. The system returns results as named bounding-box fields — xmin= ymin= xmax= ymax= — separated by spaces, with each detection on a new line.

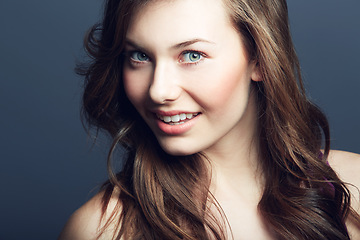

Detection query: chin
xmin=158 ymin=142 xmax=199 ymax=157
xmin=163 ymin=148 xmax=196 ymax=157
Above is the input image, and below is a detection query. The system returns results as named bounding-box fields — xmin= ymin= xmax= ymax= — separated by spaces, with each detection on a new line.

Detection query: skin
xmin=123 ymin=0 xmax=261 ymax=159
xmin=58 ymin=152 xmax=360 ymax=240
xmin=58 ymin=0 xmax=360 ymax=239
xmin=123 ymin=0 xmax=266 ymax=237
xmin=328 ymin=151 xmax=360 ymax=239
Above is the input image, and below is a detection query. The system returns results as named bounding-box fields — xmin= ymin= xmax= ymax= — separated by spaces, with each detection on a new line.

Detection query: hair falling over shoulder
xmin=77 ymin=0 xmax=359 ymax=239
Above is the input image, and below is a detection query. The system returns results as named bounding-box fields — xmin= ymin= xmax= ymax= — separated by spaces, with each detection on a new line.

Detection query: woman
xmin=59 ymin=0 xmax=360 ymax=239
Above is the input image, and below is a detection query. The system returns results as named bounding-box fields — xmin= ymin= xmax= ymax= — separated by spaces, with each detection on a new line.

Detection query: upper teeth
xmin=157 ymin=113 xmax=197 ymax=123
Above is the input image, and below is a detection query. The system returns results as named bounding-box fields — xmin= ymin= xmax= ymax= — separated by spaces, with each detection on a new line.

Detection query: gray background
xmin=0 ymin=1 xmax=359 ymax=239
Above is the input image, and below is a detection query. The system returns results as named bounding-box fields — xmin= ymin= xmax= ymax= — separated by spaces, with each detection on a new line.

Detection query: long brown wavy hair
xmin=77 ymin=0 xmax=359 ymax=239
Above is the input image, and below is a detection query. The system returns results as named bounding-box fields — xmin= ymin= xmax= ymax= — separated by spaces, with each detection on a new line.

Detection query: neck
xmin=207 ymin=138 xmax=263 ymax=199
xmin=203 ymin=92 xmax=264 ymax=201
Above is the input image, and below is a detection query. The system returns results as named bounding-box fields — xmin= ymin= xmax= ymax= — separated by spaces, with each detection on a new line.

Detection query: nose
xmin=149 ymin=62 xmax=181 ymax=104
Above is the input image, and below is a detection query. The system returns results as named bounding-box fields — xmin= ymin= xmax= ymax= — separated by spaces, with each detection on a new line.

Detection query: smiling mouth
xmin=156 ymin=113 xmax=200 ymax=125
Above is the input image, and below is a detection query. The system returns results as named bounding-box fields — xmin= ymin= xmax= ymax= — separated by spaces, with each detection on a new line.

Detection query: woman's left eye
xmin=180 ymin=51 xmax=204 ymax=64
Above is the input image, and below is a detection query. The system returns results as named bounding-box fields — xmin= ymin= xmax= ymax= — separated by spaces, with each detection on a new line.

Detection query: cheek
xmin=123 ymin=70 xmax=149 ymax=107
xmin=188 ymin=62 xmax=252 ymax=111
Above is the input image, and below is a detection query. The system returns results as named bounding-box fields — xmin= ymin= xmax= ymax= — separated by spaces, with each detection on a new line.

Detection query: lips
xmin=156 ymin=112 xmax=199 ymax=125
xmin=150 ymin=110 xmax=201 ymax=135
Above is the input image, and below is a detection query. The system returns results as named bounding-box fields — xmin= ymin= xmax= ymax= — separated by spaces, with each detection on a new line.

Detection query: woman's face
xmin=123 ymin=0 xmax=260 ymax=156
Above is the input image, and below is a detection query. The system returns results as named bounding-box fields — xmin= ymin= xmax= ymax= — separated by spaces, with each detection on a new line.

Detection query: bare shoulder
xmin=327 ymin=150 xmax=360 ymax=196
xmin=328 ymin=150 xmax=360 ymax=203
xmin=327 ymin=150 xmax=360 ymax=239
xmin=58 ymin=188 xmax=121 ymax=240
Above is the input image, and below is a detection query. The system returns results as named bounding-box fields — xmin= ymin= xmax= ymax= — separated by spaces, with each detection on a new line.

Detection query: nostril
xmin=149 ymin=64 xmax=181 ymax=104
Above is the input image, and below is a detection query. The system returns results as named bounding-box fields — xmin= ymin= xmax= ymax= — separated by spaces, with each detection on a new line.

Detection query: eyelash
xmin=180 ymin=50 xmax=207 ymax=66
xmin=124 ymin=50 xmax=207 ymax=67
xmin=125 ymin=51 xmax=150 ymax=67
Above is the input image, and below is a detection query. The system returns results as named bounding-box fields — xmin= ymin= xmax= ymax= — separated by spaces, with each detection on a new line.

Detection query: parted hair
xmin=78 ymin=0 xmax=359 ymax=239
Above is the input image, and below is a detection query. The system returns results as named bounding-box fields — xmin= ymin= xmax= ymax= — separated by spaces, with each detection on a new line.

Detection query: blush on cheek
xmin=123 ymin=71 xmax=144 ymax=101
xmin=123 ymin=82 xmax=139 ymax=110
xmin=123 ymin=76 xmax=133 ymax=100
xmin=198 ymin=67 xmax=250 ymax=109
xmin=123 ymin=66 xmax=154 ymax=103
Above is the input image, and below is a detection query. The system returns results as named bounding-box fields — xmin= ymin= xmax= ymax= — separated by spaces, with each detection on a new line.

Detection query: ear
xmin=251 ymin=62 xmax=262 ymax=82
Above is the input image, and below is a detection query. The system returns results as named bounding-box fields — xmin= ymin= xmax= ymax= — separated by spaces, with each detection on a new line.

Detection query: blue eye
xmin=130 ymin=51 xmax=149 ymax=62
xmin=182 ymin=51 xmax=203 ymax=63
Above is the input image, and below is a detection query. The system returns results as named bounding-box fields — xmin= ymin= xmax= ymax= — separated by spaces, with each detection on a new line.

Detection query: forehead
xmin=126 ymin=0 xmax=233 ymax=45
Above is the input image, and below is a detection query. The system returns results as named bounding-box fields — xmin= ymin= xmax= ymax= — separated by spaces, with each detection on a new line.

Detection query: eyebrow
xmin=171 ymin=38 xmax=215 ymax=49
xmin=124 ymin=38 xmax=215 ymax=52
xmin=124 ymin=40 xmax=148 ymax=53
